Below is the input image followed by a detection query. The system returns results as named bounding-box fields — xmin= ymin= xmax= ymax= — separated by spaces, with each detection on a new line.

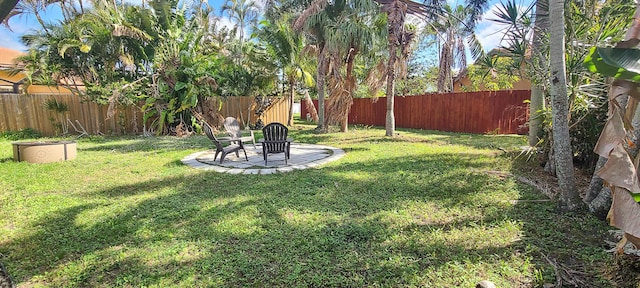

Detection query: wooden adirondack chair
xmin=202 ymin=122 xmax=248 ymax=163
xmin=223 ymin=117 xmax=257 ymax=149
xmin=259 ymin=122 xmax=293 ymax=165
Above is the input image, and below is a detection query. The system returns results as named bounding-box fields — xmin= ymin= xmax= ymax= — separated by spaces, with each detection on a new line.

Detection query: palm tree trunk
xmin=548 ymin=0 xmax=581 ymax=212
xmin=342 ymin=48 xmax=358 ymax=133
xmin=386 ymin=44 xmax=397 ymax=137
xmin=528 ymin=86 xmax=545 ymax=146
xmin=437 ymin=41 xmax=452 ymax=93
xmin=528 ymin=0 xmax=549 ymax=146
xmin=288 ymin=76 xmax=295 ymax=126
xmin=317 ymin=44 xmax=327 ymax=132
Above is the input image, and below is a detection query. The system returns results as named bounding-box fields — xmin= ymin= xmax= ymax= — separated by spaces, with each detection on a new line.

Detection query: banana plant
xmin=585 ymin=47 xmax=640 ymax=82
xmin=583 ymin=1 xmax=640 ymax=251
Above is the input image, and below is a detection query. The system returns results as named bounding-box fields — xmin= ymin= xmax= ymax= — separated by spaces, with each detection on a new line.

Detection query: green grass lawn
xmin=0 ymin=124 xmax=613 ymax=287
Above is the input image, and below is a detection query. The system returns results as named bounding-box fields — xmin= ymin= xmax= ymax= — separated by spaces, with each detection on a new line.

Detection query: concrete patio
xmin=181 ymin=143 xmax=345 ymax=174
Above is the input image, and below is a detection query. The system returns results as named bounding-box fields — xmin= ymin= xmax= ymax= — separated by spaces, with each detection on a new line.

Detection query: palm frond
xmin=293 ymin=0 xmax=328 ymax=31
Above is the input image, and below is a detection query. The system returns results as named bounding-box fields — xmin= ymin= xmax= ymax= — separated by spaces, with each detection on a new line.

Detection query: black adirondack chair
xmin=202 ymin=122 xmax=248 ymax=163
xmin=259 ymin=122 xmax=293 ymax=165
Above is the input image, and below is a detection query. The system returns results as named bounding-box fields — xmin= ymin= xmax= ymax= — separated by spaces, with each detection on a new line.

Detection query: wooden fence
xmin=301 ymin=90 xmax=530 ymax=135
xmin=214 ymin=96 xmax=289 ymax=128
xmin=0 ymin=94 xmax=290 ymax=136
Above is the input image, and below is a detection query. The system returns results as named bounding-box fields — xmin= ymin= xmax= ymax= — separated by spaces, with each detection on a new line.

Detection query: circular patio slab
xmin=181 ymin=143 xmax=345 ymax=174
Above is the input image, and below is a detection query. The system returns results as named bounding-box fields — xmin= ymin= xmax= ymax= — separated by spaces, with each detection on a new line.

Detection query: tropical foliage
xmin=432 ymin=4 xmax=484 ymax=93
xmin=13 ymin=0 xmax=279 ymax=135
xmin=6 ymin=0 xmax=492 ymax=135
xmin=494 ymin=0 xmax=635 ymax=166
xmin=461 ymin=55 xmax=522 ymax=92
xmin=583 ymin=0 xmax=640 ymax=251
xmin=254 ymin=13 xmax=314 ymax=126
xmin=4 ymin=0 xmax=640 ymax=282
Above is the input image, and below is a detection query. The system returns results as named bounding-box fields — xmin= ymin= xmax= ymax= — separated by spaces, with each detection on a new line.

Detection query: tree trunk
xmin=317 ymin=44 xmax=327 ymax=132
xmin=588 ymin=187 xmax=612 ymax=219
xmin=437 ymin=40 xmax=452 ymax=93
xmin=341 ymin=48 xmax=358 ymax=133
xmin=528 ymin=86 xmax=545 ymax=146
xmin=548 ymin=0 xmax=581 ymax=211
xmin=386 ymin=44 xmax=397 ymax=137
xmin=584 ymin=156 xmax=607 ymax=204
xmin=287 ymin=76 xmax=294 ymax=126
xmin=528 ymin=0 xmax=548 ymax=146
xmin=341 ymin=114 xmax=348 ymax=132
xmin=544 ymin=144 xmax=556 ymax=176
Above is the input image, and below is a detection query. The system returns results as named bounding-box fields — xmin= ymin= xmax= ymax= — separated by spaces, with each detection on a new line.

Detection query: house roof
xmin=0 ymin=47 xmax=25 ymax=67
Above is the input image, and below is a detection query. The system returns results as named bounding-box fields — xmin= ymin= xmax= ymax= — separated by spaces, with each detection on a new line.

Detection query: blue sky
xmin=0 ymin=0 xmax=532 ymax=54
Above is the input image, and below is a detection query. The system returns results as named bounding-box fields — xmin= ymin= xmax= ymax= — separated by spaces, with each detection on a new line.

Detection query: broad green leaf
xmin=175 ymin=81 xmax=187 ymax=91
xmin=143 ymin=110 xmax=157 ymax=123
xmin=584 ymin=47 xmax=640 ymax=82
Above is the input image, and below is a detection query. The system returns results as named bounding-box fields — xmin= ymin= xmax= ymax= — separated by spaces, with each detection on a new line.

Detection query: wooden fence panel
xmin=0 ymin=94 xmax=290 ymax=136
xmin=260 ymin=97 xmax=289 ymax=125
xmin=208 ymin=96 xmax=289 ymax=129
xmin=301 ymin=90 xmax=530 ymax=135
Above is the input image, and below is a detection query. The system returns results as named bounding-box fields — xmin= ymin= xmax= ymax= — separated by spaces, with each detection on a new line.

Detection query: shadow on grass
xmin=80 ymin=136 xmax=210 ymax=153
xmin=319 ymin=125 xmax=526 ymax=151
xmin=1 ymin=143 xmax=610 ymax=287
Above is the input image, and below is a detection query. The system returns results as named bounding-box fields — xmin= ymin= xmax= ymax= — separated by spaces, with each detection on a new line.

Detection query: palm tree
xmin=584 ymin=0 xmax=640 ymax=250
xmin=294 ymin=0 xmax=385 ymax=132
xmin=294 ymin=0 xmax=424 ymax=134
xmin=255 ymin=14 xmax=315 ymax=126
xmin=432 ymin=4 xmax=483 ymax=93
xmin=529 ymin=0 xmax=547 ymax=147
xmin=293 ymin=0 xmax=331 ymax=132
xmin=323 ymin=0 xmax=383 ymax=132
xmin=376 ymin=0 xmax=431 ymax=136
xmin=3 ymin=0 xmax=59 ymax=33
xmin=548 ymin=0 xmax=580 ymax=211
xmin=221 ymin=0 xmax=259 ymax=62
xmin=483 ymin=0 xmax=542 ymax=145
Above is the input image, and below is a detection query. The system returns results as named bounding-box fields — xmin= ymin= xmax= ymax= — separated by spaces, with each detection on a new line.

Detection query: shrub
xmin=1 ymin=128 xmax=43 ymax=140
